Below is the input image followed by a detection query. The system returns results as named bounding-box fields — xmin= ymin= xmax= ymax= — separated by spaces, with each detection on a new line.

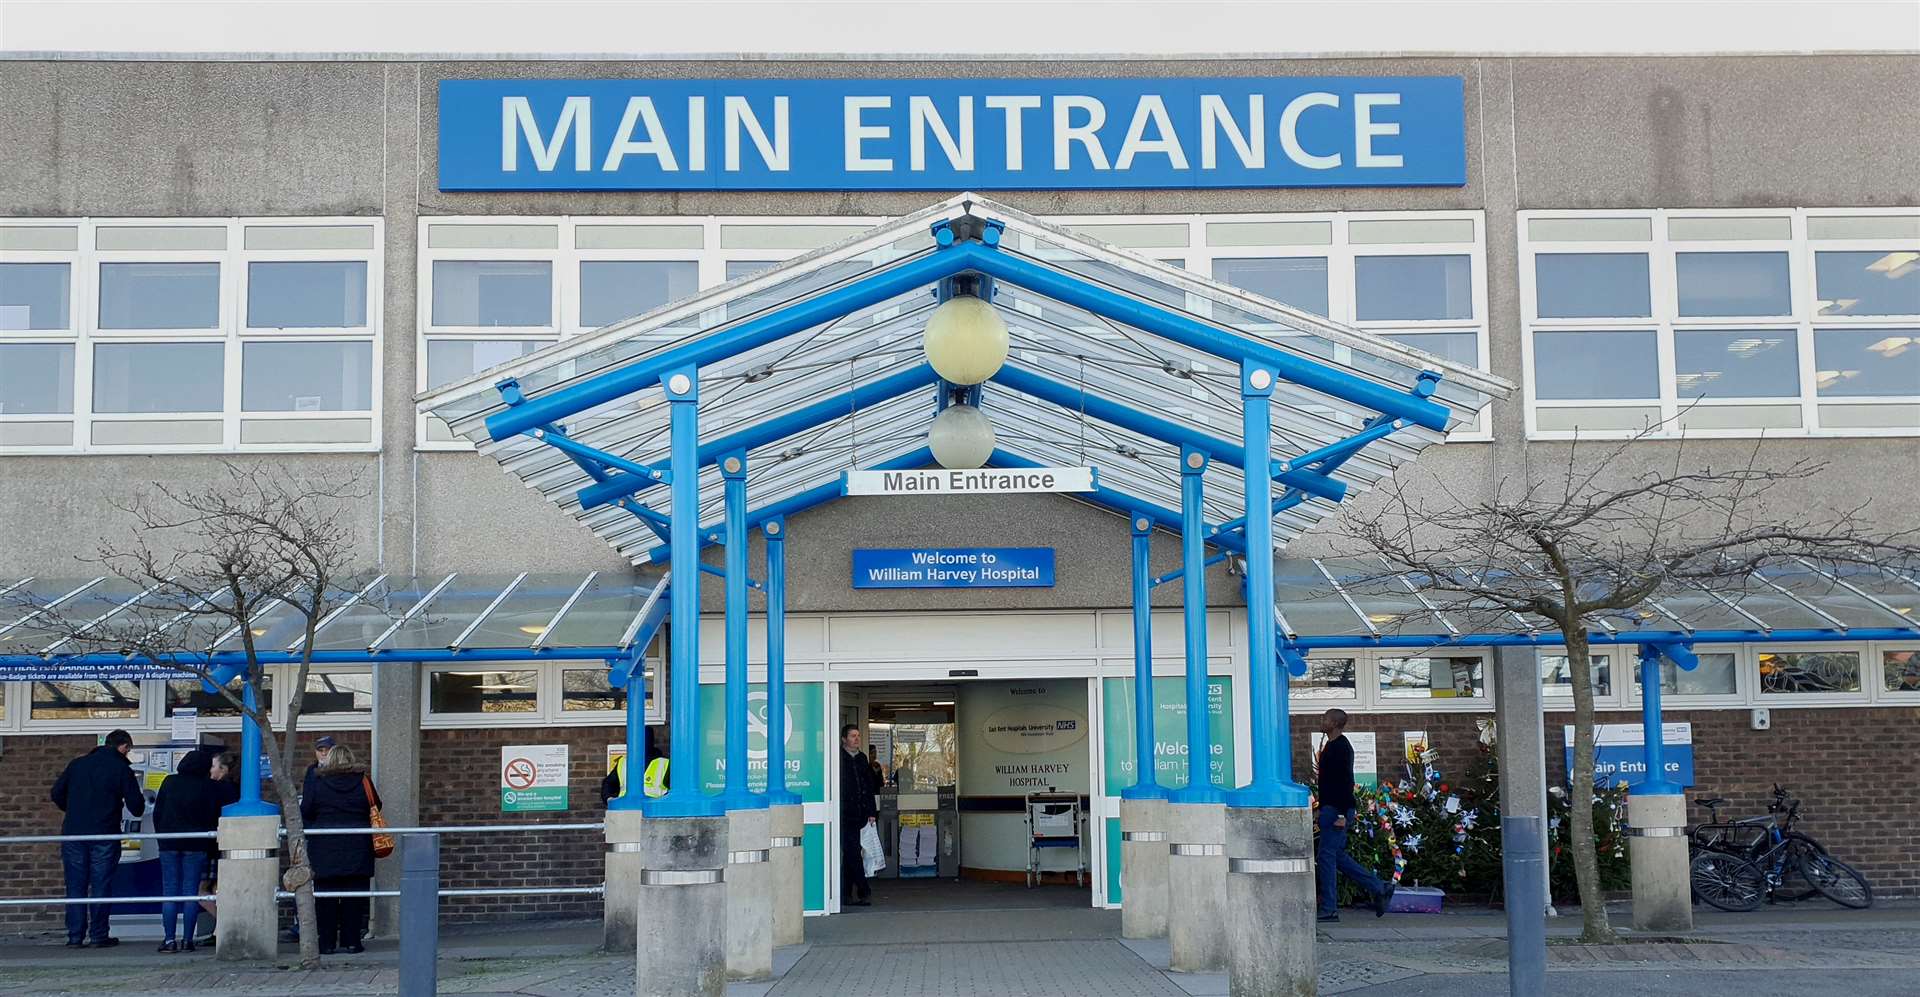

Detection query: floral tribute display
xmin=1313 ymin=721 xmax=1632 ymax=906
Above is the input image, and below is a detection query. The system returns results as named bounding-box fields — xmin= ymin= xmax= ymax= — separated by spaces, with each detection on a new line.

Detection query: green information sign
xmin=1101 ymin=676 xmax=1235 ymax=792
xmin=500 ymin=744 xmax=570 ymax=813
xmin=697 ymin=682 xmax=826 ymax=802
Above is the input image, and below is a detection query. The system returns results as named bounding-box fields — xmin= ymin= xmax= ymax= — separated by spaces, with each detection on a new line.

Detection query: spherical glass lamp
xmin=928 ymin=403 xmax=995 ymax=469
xmin=922 ymin=294 xmax=1008 ymax=385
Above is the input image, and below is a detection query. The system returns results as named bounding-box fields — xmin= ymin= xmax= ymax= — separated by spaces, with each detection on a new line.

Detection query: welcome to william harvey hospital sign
xmin=437 ymin=77 xmax=1466 ymax=191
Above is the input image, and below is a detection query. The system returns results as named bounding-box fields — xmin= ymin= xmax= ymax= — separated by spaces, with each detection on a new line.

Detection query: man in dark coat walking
xmin=51 ymin=729 xmax=144 ymax=947
xmin=838 ymin=724 xmax=878 ymax=907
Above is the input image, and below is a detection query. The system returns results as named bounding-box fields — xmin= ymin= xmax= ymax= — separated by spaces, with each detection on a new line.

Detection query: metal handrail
xmin=296 ymin=822 xmax=605 ymax=836
xmin=0 ymin=894 xmax=215 ymax=906
xmin=278 ymin=886 xmax=605 ymax=899
xmin=0 ymin=831 xmax=218 ymax=844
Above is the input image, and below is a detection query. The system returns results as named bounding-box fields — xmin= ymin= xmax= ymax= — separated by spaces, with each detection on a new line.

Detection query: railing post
xmin=214 ymin=814 xmax=281 ymax=961
xmin=400 ymin=833 xmax=440 ymax=996
xmin=1119 ymin=516 xmax=1171 ymax=941
xmin=1167 ymin=445 xmax=1228 ymax=975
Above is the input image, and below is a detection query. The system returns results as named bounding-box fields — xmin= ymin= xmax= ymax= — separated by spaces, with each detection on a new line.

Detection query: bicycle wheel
xmin=1796 ymin=847 xmax=1873 ymax=909
xmin=1691 ymin=851 xmax=1765 ymax=912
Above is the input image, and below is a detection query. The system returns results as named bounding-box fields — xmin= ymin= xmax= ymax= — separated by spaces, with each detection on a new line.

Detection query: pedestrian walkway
xmin=1 ymin=901 xmax=1915 ymax=996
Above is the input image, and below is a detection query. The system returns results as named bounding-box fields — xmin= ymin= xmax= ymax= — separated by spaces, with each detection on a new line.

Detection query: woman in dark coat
xmin=299 ymin=744 xmax=382 ymax=954
xmin=153 ymin=750 xmax=222 ymax=952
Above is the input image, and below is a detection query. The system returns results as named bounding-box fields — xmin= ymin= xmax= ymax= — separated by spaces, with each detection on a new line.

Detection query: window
xmin=1635 ymin=651 xmax=1740 ymax=698
xmin=1540 ymin=651 xmax=1611 ymax=697
xmin=93 ymin=342 xmax=224 ymax=413
xmin=0 ymin=218 xmax=381 ymax=453
xmin=428 ymin=669 xmax=538 ymax=714
xmin=166 ymin=675 xmax=270 ymax=718
xmin=1378 ymin=654 xmax=1485 ymax=700
xmin=1522 ymin=209 xmax=1920 ymax=438
xmin=560 ymin=668 xmax=627 ymax=712
xmin=0 ymin=343 xmax=75 ymax=414
xmin=1885 ymin=650 xmax=1920 ymax=694
xmin=246 ymin=261 xmax=368 ymax=329
xmin=98 ymin=262 xmax=220 ymax=330
xmin=302 ymin=669 xmax=374 ymax=716
xmin=240 ymin=341 xmax=372 ymax=411
xmin=1758 ymin=650 xmax=1862 ymax=695
xmin=1294 ymin=656 xmax=1358 ymax=700
xmin=32 ymin=680 xmax=140 ymax=721
xmin=419 ymin=211 xmax=1494 ymax=447
xmin=0 ymin=262 xmax=70 ymax=329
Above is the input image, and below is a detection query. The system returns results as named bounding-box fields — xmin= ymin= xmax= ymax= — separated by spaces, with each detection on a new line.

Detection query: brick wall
xmin=1288 ymin=706 xmax=1920 ymax=898
xmin=0 ymin=734 xmax=97 ymax=931
xmin=418 ymin=725 xmax=623 ymax=923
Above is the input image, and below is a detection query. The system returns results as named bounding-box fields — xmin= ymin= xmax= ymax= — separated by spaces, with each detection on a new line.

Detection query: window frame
xmin=418 ymin=660 xmax=657 ymax=729
xmin=1519 ymin=207 xmax=1920 ymax=440
xmin=0 ymin=216 xmax=383 ymax=455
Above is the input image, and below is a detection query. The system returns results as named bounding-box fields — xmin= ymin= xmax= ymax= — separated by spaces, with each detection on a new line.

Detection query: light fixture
xmin=928 ymin=403 xmax=995 ymax=469
xmin=932 ymin=700 xmax=955 ymax=706
xmin=1867 ymin=251 xmax=1918 ymax=277
xmin=1867 ymin=336 xmax=1913 ymax=357
xmin=922 ymin=294 xmax=1008 ymax=385
xmin=518 ymin=624 xmax=547 ymax=636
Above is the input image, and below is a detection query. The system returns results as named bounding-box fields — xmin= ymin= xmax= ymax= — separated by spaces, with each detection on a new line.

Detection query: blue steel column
xmin=646 ymin=366 xmax=723 ymax=817
xmin=1169 ymin=448 xmax=1221 ymax=804
xmin=611 ymin=647 xmax=647 ymax=810
xmin=1636 ymin=644 xmax=1678 ymax=794
xmin=1120 ymin=518 xmax=1165 ymax=800
xmin=720 ymin=453 xmax=765 ymax=811
xmin=764 ymin=518 xmax=800 ymax=805
xmin=1230 ymin=368 xmax=1308 ymax=807
xmin=226 ymin=674 xmax=274 ymax=816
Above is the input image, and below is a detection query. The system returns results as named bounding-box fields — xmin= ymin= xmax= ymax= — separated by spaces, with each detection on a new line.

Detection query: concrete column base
xmin=725 ymin=807 xmax=774 ymax=981
xmin=1225 ymin=807 xmax=1317 ymax=997
xmin=1628 ymin=793 xmax=1693 ymax=932
xmin=636 ymin=815 xmax=729 ymax=997
xmin=1167 ymin=801 xmax=1229 ymax=973
xmin=769 ymin=803 xmax=806 ymax=946
xmin=1119 ymin=797 xmax=1170 ymax=939
xmin=603 ymin=809 xmax=645 ymax=952
xmin=215 ymin=815 xmax=282 ymax=962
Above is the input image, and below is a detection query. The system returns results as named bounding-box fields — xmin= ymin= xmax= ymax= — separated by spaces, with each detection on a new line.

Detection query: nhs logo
xmin=437 ymin=77 xmax=1466 ymax=192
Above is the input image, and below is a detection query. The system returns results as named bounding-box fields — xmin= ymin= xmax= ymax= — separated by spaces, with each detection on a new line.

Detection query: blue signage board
xmin=1563 ymin=723 xmax=1695 ymax=789
xmin=438 ymin=77 xmax=1466 ymax=191
xmin=852 ymin=547 xmax=1055 ymax=588
xmin=0 ymin=662 xmax=182 ymax=681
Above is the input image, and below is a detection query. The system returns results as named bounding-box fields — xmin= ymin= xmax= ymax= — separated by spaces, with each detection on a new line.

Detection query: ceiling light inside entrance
xmin=923 ymin=294 xmax=1008 ymax=385
xmin=928 ymin=403 xmax=995 ymax=469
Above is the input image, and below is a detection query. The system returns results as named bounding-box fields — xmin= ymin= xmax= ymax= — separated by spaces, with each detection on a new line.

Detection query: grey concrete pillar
xmin=370 ymin=659 xmax=420 ymax=938
xmin=636 ymin=815 xmax=729 ymax=997
xmin=725 ymin=807 xmax=774 ymax=980
xmin=1225 ymin=807 xmax=1316 ymax=997
xmin=769 ymin=803 xmax=806 ymax=946
xmin=1491 ymin=644 xmax=1552 ymax=992
xmin=214 ymin=815 xmax=281 ymax=961
xmin=1119 ymin=797 xmax=1170 ymax=939
xmin=1628 ymin=794 xmax=1693 ymax=932
xmin=1167 ymin=802 xmax=1229 ymax=973
xmin=604 ymin=809 xmax=645 ymax=951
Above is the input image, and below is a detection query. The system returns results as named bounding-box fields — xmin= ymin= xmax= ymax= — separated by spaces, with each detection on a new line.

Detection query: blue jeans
xmin=1316 ymin=806 xmax=1385 ymax=916
xmin=60 ymin=840 xmax=120 ymax=943
xmin=157 ymin=851 xmax=209 ymax=942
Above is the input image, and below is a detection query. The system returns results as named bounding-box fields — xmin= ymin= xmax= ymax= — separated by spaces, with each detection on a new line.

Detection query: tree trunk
xmin=276 ymin=781 xmax=322 ymax=968
xmin=1564 ymin=627 xmax=1619 ymax=943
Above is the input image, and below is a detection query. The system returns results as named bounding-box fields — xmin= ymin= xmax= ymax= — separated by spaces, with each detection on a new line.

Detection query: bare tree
xmin=1338 ymin=426 xmax=1920 ymax=942
xmin=9 ymin=462 xmax=375 ymax=967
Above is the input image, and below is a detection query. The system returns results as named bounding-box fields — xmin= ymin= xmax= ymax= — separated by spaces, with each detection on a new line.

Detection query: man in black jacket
xmin=50 ymin=729 xmax=144 ymax=947
xmin=838 ymin=724 xmax=877 ymax=907
xmin=1315 ymin=709 xmax=1392 ymax=922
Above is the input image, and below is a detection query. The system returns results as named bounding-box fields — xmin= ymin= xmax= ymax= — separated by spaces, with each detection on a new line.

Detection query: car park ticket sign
xmin=500 ymin=744 xmax=569 ymax=812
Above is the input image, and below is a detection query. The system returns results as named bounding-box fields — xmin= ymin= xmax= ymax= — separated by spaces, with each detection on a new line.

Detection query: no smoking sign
xmin=500 ymin=744 xmax=569 ymax=812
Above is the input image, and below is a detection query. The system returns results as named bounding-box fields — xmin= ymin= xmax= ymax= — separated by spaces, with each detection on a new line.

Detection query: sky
xmin=2 ymin=0 xmax=1916 ymax=57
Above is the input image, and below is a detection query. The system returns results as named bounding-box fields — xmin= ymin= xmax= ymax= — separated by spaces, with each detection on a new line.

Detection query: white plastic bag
xmin=859 ymin=821 xmax=885 ymax=876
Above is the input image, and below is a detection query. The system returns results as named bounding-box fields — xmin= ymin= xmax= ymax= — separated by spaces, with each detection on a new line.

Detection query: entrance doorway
xmin=836 ymin=679 xmax=1094 ymax=913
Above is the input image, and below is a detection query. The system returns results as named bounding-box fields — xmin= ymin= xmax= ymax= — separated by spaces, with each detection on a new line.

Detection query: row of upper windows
xmin=4 ymin=209 xmax=1915 ymax=455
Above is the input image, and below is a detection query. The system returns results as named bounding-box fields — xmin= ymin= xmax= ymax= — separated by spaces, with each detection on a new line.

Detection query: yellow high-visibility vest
xmin=612 ymin=754 xmax=669 ymax=798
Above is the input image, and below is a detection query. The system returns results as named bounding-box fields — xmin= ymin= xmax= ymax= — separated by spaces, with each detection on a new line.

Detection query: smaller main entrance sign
xmin=845 ymin=466 xmax=1095 ymax=496
xmin=1563 ymin=723 xmax=1694 ymax=789
xmin=501 ymin=744 xmax=570 ymax=812
xmin=852 ymin=547 xmax=1054 ymax=588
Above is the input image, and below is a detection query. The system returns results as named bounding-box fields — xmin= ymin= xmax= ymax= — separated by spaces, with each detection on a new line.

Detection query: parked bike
xmin=1687 ymin=784 xmax=1872 ymax=912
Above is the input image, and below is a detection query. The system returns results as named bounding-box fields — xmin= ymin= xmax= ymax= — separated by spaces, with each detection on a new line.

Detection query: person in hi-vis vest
xmin=600 ymin=729 xmax=668 ymax=803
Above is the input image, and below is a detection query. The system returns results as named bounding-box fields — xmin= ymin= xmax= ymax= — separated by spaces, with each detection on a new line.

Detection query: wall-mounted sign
xmin=852 ymin=547 xmax=1055 ymax=588
xmin=1311 ymin=731 xmax=1379 ymax=787
xmin=438 ymin=77 xmax=1467 ymax=191
xmin=0 ymin=663 xmax=182 ymax=680
xmin=696 ymin=682 xmax=826 ymax=802
xmin=1563 ymin=722 xmax=1694 ymax=789
xmin=1100 ymin=676 xmax=1236 ymax=791
xmin=980 ymin=702 xmax=1088 ymax=756
xmin=845 ymin=466 xmax=1095 ymax=496
xmin=500 ymin=744 xmax=570 ymax=812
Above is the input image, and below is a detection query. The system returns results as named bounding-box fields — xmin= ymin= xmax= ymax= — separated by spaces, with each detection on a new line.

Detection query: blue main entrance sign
xmin=438 ymin=77 xmax=1466 ymax=191
xmin=852 ymin=547 xmax=1056 ymax=588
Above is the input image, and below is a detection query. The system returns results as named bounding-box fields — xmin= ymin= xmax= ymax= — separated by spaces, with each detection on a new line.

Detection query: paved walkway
xmin=2 ymin=901 xmax=1916 ymax=995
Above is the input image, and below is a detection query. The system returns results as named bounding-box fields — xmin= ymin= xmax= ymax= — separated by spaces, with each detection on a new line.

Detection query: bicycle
xmin=1687 ymin=785 xmax=1872 ymax=912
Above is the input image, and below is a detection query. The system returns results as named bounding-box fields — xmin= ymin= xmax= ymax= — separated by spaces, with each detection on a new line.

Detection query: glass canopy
xmin=417 ymin=194 xmax=1513 ymax=566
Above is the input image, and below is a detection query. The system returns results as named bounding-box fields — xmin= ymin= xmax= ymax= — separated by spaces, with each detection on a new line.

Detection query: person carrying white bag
xmin=839 ymin=725 xmax=880 ymax=906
